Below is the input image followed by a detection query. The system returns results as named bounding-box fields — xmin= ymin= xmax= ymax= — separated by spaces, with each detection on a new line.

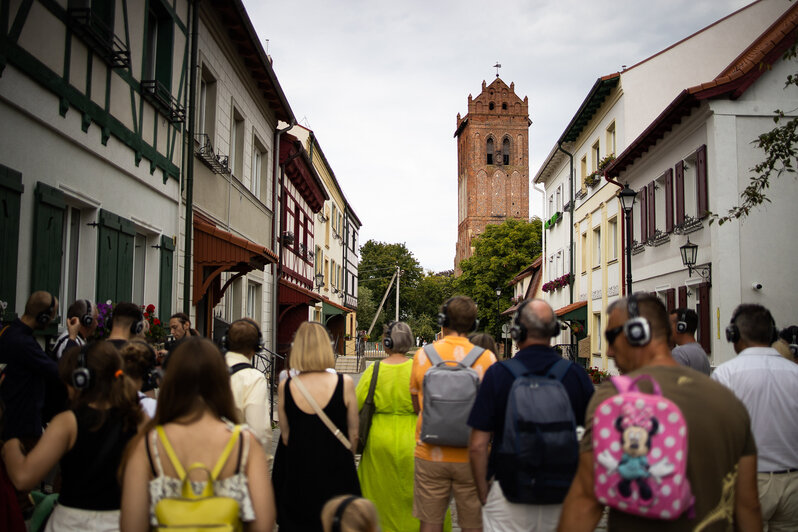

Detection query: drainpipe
xmin=556 ymin=143 xmax=575 ymax=305
xmin=271 ymin=120 xmax=296 ymax=355
xmin=603 ymin=165 xmax=626 ymax=294
xmin=182 ymin=0 xmax=200 ymax=315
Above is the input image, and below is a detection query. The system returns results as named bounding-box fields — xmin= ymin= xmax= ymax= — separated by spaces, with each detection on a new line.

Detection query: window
xmin=143 ymin=0 xmax=173 ymax=91
xmin=549 ymin=195 xmax=554 ymax=218
xmin=502 ymin=102 xmax=507 ymax=110
xmin=486 ymin=138 xmax=494 ymax=165
xmin=606 ymin=122 xmax=616 ymax=156
xmin=331 ymin=260 xmax=337 ymax=289
xmin=96 ymin=209 xmax=135 ymax=304
xmin=132 ymin=233 xmax=146 ymax=305
xmin=502 ymin=138 xmax=510 ymax=165
xmin=489 ymin=102 xmax=495 ymax=110
xmin=594 ymin=313 xmax=602 ymax=354
xmin=581 ymin=232 xmax=588 ymax=273
xmin=231 ymin=107 xmax=244 ymax=178
xmin=62 ymin=207 xmax=82 ymax=310
xmin=246 ymin=282 xmax=260 ymax=320
xmin=252 ymin=135 xmax=269 ymax=202
xmin=324 ymin=259 xmax=330 ymax=289
xmin=592 ymin=141 xmax=600 ymax=171
xmin=654 ymin=176 xmax=666 ymax=233
xmin=198 ymin=67 xmax=216 ymax=142
xmin=231 ymin=277 xmax=243 ymax=321
xmin=676 ymin=146 xmax=708 ymax=222
xmin=593 ymin=226 xmax=601 ymax=267
xmin=0 ymin=165 xmax=23 ymax=312
xmin=580 ymin=156 xmax=588 ymax=188
xmin=608 ymin=218 xmax=618 ymax=261
xmin=556 ymin=186 xmax=562 ymax=213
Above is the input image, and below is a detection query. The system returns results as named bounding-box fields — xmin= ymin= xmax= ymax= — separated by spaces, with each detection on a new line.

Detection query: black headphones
xmin=221 ymin=319 xmax=264 ymax=352
xmin=36 ymin=293 xmax=55 ymax=326
xmin=509 ymin=299 xmax=560 ymax=343
xmin=80 ymin=300 xmax=94 ymax=327
xmin=332 ymin=496 xmax=359 ymax=532
xmin=726 ymin=306 xmax=778 ymax=344
xmin=676 ymin=309 xmax=688 ymax=334
xmin=383 ymin=321 xmax=397 ymax=350
xmin=131 ymin=308 xmax=145 ymax=336
xmin=437 ymin=298 xmax=479 ymax=332
xmin=72 ymin=343 xmax=93 ymax=390
xmin=624 ymin=294 xmax=652 ymax=346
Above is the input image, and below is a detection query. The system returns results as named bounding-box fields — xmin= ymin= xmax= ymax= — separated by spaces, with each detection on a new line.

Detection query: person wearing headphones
xmin=668 ymin=308 xmax=710 ymax=375
xmin=712 ymin=304 xmax=798 ymax=531
xmin=0 ymin=291 xmax=60 ymax=442
xmin=559 ymin=294 xmax=761 ymax=532
xmin=224 ymin=318 xmax=271 ymax=454
xmin=409 ymin=296 xmax=496 ymax=532
xmin=52 ymin=299 xmax=98 ymax=360
xmin=467 ymin=299 xmax=594 ymax=531
xmin=106 ymin=302 xmax=146 ymax=350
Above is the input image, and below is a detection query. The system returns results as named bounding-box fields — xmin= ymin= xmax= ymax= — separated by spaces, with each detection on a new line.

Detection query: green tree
xmin=455 ymin=218 xmax=543 ymax=339
xmin=355 ymin=285 xmax=375 ymax=332
xmin=712 ymin=44 xmax=798 ymax=225
xmin=403 ymin=270 xmax=457 ymax=343
xmin=358 ymin=240 xmax=423 ymax=340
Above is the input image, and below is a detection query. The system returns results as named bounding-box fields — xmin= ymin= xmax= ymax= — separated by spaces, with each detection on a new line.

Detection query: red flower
xmin=146 ymin=304 xmax=156 ymax=313
xmin=154 ymin=319 xmax=161 ymax=326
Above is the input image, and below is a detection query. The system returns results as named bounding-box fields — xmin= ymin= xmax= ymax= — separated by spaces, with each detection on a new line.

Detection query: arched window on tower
xmin=486 ymin=138 xmax=494 ymax=165
xmin=502 ymin=138 xmax=510 ymax=165
xmin=489 ymin=102 xmax=495 ymax=111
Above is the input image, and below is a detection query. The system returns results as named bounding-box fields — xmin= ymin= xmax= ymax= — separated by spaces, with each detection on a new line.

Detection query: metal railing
xmin=141 ymin=79 xmax=186 ymax=123
xmin=250 ymin=347 xmax=285 ymax=423
xmin=67 ymin=8 xmax=130 ymax=69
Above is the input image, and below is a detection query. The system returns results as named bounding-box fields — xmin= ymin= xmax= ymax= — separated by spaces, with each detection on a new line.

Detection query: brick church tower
xmin=454 ymin=77 xmax=530 ymax=275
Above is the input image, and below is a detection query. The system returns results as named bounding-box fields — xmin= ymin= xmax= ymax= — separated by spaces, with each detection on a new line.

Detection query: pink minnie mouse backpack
xmin=592 ymin=374 xmax=694 ymax=520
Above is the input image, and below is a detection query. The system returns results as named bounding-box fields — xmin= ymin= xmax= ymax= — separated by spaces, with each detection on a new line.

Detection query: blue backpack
xmin=495 ymin=358 xmax=579 ymax=504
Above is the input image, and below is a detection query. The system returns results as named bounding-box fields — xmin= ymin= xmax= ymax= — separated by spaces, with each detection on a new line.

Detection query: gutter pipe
xmin=556 ymin=143 xmax=575 ymax=305
xmin=182 ymin=0 xmax=200 ymax=315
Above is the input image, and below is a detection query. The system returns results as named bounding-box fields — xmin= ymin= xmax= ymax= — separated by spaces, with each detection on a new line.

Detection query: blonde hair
xmin=290 ymin=321 xmax=335 ymax=371
xmin=321 ymin=495 xmax=379 ymax=532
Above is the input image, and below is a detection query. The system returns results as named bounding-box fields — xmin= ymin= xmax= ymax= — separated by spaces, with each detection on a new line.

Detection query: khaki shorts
xmin=413 ymin=457 xmax=482 ymax=528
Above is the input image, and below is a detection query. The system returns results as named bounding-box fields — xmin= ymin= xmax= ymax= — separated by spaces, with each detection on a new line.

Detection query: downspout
xmin=271 ymin=120 xmax=296 ymax=354
xmin=556 ymin=143 xmax=575 ymax=305
xmin=182 ymin=0 xmax=200 ymax=315
xmin=604 ymin=165 xmax=626 ymax=294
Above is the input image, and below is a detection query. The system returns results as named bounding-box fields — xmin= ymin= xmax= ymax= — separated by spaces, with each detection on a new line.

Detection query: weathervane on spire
xmin=493 ymin=62 xmax=501 ymax=78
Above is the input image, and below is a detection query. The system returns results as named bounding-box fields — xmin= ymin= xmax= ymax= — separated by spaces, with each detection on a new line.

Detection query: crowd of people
xmin=0 ymin=289 xmax=795 ymax=532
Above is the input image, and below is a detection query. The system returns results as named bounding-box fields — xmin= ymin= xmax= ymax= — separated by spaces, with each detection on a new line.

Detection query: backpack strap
xmin=546 ymin=359 xmax=573 ymax=382
xmin=230 ymin=363 xmax=252 ymax=376
xmin=364 ymin=361 xmax=380 ymax=407
xmin=610 ymin=375 xmax=634 ymax=393
xmin=460 ymin=346 xmax=486 ymax=368
xmin=423 ymin=344 xmax=442 ymax=366
xmin=156 ymin=425 xmax=186 ymax=479
xmin=501 ymin=357 xmax=530 ymax=379
xmin=210 ymin=425 xmax=242 ymax=480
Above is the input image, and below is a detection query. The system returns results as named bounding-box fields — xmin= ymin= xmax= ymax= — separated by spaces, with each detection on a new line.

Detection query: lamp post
xmin=495 ymin=287 xmax=501 ymax=352
xmin=618 ymin=185 xmax=637 ymax=295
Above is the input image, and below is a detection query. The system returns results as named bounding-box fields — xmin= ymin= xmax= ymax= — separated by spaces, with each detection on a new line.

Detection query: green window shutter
xmin=31 ymin=183 xmax=65 ymax=296
xmin=116 ymin=218 xmax=135 ymax=302
xmin=0 ymin=165 xmax=23 ymax=314
xmin=97 ymin=210 xmax=120 ymax=303
xmin=158 ymin=235 xmax=174 ymax=321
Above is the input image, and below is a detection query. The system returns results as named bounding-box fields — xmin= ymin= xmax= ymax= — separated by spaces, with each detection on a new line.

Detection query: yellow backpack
xmin=153 ymin=425 xmax=243 ymax=532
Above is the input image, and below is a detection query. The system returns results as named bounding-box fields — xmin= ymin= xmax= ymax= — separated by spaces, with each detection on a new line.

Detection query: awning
xmin=192 ymin=216 xmax=277 ymax=305
xmin=556 ymin=300 xmax=588 ymax=322
xmin=279 ymin=278 xmax=322 ymax=305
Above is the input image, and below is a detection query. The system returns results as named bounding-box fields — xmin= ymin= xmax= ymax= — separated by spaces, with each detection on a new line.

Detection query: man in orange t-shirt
xmin=410 ymin=296 xmax=496 ymax=532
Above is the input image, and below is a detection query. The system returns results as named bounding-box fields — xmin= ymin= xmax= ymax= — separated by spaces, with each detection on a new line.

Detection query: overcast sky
xmin=242 ymin=0 xmax=753 ymax=273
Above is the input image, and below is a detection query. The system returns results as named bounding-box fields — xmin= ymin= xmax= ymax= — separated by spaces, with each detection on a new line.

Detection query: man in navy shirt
xmin=0 ymin=291 xmax=61 ymax=441
xmin=468 ymin=298 xmax=594 ymax=531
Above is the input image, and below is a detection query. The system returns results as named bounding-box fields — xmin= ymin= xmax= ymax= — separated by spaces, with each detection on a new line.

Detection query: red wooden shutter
xmin=697 ymin=282 xmax=711 ymax=353
xmin=675 ymin=161 xmax=685 ymax=225
xmin=696 ymin=144 xmax=708 ymax=218
xmin=647 ymin=181 xmax=656 ymax=240
xmin=678 ymin=285 xmax=688 ymax=308
xmin=665 ymin=288 xmax=675 ymax=312
xmin=665 ymin=169 xmax=674 ymax=233
xmin=639 ymin=186 xmax=648 ymax=243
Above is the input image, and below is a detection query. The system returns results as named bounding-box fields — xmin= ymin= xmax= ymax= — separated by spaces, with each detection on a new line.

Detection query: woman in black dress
xmin=272 ymin=322 xmax=360 ymax=531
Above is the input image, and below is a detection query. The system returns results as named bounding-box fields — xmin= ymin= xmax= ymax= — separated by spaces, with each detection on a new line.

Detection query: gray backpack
xmin=420 ymin=344 xmax=485 ymax=447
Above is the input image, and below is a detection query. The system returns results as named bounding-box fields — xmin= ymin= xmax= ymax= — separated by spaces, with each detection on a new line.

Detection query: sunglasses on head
xmin=604 ymin=325 xmax=624 ymax=346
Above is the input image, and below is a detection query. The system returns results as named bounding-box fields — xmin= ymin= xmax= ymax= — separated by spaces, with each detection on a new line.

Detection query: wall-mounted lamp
xmin=679 ymin=237 xmax=711 ymax=284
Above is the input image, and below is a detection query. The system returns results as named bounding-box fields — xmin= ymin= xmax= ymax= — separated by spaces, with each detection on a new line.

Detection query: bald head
xmin=23 ymin=291 xmax=58 ymax=329
xmin=517 ymin=298 xmax=559 ymax=346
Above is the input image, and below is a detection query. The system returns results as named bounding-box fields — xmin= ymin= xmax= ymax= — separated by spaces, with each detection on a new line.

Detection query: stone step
xmin=334 ymin=356 xmax=363 ymax=373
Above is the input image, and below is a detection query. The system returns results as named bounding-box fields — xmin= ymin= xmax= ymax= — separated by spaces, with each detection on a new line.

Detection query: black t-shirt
xmin=467 ymin=345 xmax=595 ymax=479
xmin=59 ymin=406 xmax=137 ymax=511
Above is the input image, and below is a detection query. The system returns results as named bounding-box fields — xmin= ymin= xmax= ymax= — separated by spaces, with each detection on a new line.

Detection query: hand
xmin=67 ymin=317 xmax=81 ymax=339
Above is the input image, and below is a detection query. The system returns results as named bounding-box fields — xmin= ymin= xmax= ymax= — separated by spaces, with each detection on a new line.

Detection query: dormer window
xmin=502 ymin=138 xmax=510 ymax=165
xmin=486 ymin=138 xmax=494 ymax=165
xmin=489 ymin=102 xmax=495 ymax=110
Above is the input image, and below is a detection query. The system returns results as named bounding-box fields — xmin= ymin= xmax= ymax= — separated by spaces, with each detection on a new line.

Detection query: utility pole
xmin=366 ymin=270 xmax=397 ymax=338
xmin=395 ymin=266 xmax=401 ymax=322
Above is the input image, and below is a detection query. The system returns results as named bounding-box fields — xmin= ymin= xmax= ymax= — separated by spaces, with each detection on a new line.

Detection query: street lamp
xmin=618 ymin=184 xmax=637 ymax=295
xmin=314 ymin=272 xmax=324 ymax=290
xmin=680 ymin=237 xmax=712 ymax=284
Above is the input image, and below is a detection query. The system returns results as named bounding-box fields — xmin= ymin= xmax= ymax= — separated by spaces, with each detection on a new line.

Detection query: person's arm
xmin=411 ymin=394 xmax=420 ymax=414
xmin=120 ymin=435 xmax=152 ymax=532
xmin=243 ymin=430 xmax=276 ymax=532
xmin=242 ymin=375 xmax=271 ymax=453
xmin=734 ymin=454 xmax=762 ymax=532
xmin=66 ymin=317 xmax=81 ymax=341
xmin=557 ymin=452 xmax=603 ymax=532
xmin=410 ymin=349 xmax=422 ymax=414
xmin=1 ymin=410 xmax=77 ymax=490
xmin=278 ymin=380 xmax=289 ymax=445
xmin=343 ymin=374 xmax=359 ymax=451
xmin=468 ymin=429 xmax=492 ymax=504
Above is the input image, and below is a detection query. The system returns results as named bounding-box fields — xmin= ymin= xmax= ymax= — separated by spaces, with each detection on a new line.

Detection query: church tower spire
xmin=453 ymin=77 xmax=530 ymax=275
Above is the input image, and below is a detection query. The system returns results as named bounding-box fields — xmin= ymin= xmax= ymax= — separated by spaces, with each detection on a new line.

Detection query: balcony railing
xmin=67 ymin=7 xmax=130 ymax=69
xmin=141 ymin=79 xmax=185 ymax=124
xmin=194 ymin=133 xmax=229 ymax=175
